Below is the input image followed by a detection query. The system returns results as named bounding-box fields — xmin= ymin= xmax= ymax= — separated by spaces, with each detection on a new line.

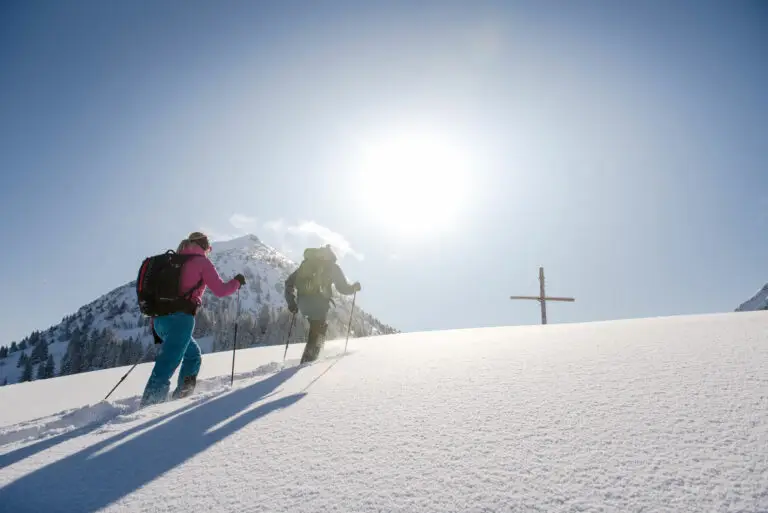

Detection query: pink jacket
xmin=178 ymin=245 xmax=241 ymax=305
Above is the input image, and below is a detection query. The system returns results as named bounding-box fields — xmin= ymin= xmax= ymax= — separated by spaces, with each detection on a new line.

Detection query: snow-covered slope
xmin=1 ymin=312 xmax=767 ymax=512
xmin=736 ymin=283 xmax=768 ymax=312
xmin=0 ymin=235 xmax=396 ymax=386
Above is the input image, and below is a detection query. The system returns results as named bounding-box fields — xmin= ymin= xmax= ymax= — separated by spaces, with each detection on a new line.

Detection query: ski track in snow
xmin=0 ymin=360 xmax=295 ymax=448
xmin=1 ymin=312 xmax=767 ymax=513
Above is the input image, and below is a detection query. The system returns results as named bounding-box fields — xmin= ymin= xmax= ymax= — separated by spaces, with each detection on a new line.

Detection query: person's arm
xmin=331 ymin=264 xmax=359 ymax=295
xmin=200 ymin=259 xmax=241 ymax=297
xmin=285 ymin=270 xmax=298 ymax=310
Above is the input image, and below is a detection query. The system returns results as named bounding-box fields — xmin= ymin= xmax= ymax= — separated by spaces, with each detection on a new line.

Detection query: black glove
xmin=287 ymin=300 xmax=298 ymax=314
xmin=234 ymin=273 xmax=246 ymax=286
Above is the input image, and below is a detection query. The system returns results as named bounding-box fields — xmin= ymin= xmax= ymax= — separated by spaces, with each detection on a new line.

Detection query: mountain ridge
xmin=735 ymin=283 xmax=768 ymax=312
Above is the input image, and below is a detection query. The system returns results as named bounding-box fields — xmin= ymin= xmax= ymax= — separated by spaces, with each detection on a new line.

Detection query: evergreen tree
xmin=20 ymin=358 xmax=34 ymax=382
xmin=18 ymin=339 xmax=28 ymax=351
xmin=212 ymin=300 xmax=238 ymax=352
xmin=238 ymin=315 xmax=257 ymax=347
xmin=62 ymin=328 xmax=85 ymax=375
xmin=99 ymin=329 xmax=120 ymax=369
xmin=91 ymin=328 xmax=106 ymax=369
xmin=29 ymin=337 xmax=49 ymax=366
xmin=44 ymin=354 xmax=55 ymax=379
xmin=36 ymin=361 xmax=47 ymax=380
xmin=9 ymin=341 xmax=18 ymax=353
xmin=59 ymin=354 xmax=70 ymax=376
xmin=83 ymin=310 xmax=95 ymax=330
xmin=118 ymin=338 xmax=132 ymax=366
xmin=17 ymin=352 xmax=28 ymax=368
xmin=143 ymin=343 xmax=157 ymax=363
xmin=0 ymin=346 xmax=8 ymax=359
xmin=1 ymin=377 xmax=7 ymax=386
xmin=80 ymin=329 xmax=95 ymax=372
xmin=258 ymin=304 xmax=271 ymax=336
xmin=193 ymin=309 xmax=214 ymax=338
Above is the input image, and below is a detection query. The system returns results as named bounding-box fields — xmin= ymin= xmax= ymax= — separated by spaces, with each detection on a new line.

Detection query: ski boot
xmin=171 ymin=375 xmax=197 ymax=399
xmin=300 ymin=321 xmax=328 ymax=364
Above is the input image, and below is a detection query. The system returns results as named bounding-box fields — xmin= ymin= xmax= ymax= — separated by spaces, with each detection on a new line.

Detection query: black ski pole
xmin=230 ymin=289 xmax=241 ymax=387
xmin=104 ymin=361 xmax=140 ymax=401
xmin=343 ymin=291 xmax=357 ymax=355
xmin=282 ymin=313 xmax=296 ymax=364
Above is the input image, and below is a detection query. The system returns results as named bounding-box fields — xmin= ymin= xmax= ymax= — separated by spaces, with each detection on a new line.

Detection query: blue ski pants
xmin=140 ymin=313 xmax=200 ymax=406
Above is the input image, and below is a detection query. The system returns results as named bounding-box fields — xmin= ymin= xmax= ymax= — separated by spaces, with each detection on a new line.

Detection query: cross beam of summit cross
xmin=510 ymin=267 xmax=575 ymax=325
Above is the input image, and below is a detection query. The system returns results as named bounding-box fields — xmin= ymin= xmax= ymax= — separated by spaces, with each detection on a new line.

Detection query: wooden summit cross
xmin=510 ymin=267 xmax=575 ymax=325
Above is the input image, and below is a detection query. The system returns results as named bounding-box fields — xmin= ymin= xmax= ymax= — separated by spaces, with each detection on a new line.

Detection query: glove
xmin=234 ymin=273 xmax=246 ymax=286
xmin=287 ymin=300 xmax=298 ymax=314
xmin=352 ymin=282 xmax=361 ymax=292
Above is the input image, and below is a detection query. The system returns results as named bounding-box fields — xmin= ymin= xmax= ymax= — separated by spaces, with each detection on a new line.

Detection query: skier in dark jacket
xmin=284 ymin=245 xmax=361 ymax=363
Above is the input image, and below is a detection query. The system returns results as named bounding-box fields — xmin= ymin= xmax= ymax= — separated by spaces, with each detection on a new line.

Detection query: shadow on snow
xmin=0 ymin=365 xmax=304 ymax=513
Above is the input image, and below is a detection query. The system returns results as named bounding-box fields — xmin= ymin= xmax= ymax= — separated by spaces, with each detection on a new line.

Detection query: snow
xmin=1 ymin=311 xmax=767 ymax=512
xmin=736 ymin=283 xmax=768 ymax=312
xmin=0 ymin=352 xmax=23 ymax=385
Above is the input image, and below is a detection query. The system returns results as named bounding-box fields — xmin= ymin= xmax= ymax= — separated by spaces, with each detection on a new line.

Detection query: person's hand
xmin=234 ymin=273 xmax=246 ymax=286
xmin=287 ymin=301 xmax=298 ymax=314
xmin=352 ymin=282 xmax=361 ymax=292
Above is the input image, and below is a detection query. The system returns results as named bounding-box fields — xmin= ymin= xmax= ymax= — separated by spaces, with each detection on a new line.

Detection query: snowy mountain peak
xmin=735 ymin=283 xmax=768 ymax=311
xmin=210 ymin=234 xmax=265 ymax=255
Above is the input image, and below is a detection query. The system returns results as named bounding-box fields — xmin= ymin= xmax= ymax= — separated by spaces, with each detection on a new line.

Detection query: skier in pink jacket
xmin=140 ymin=232 xmax=244 ymax=406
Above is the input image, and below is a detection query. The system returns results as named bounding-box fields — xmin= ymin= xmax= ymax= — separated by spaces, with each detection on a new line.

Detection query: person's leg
xmin=305 ymin=320 xmax=328 ymax=362
xmin=298 ymin=296 xmax=329 ymax=364
xmin=173 ymin=336 xmax=201 ymax=398
xmin=140 ymin=314 xmax=195 ymax=406
xmin=301 ymin=322 xmax=319 ymax=364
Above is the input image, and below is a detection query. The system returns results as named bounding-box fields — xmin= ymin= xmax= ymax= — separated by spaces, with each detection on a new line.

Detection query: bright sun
xmin=353 ymin=127 xmax=472 ymax=238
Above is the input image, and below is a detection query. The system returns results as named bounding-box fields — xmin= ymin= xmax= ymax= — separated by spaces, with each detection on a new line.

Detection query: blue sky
xmin=1 ymin=0 xmax=766 ymax=344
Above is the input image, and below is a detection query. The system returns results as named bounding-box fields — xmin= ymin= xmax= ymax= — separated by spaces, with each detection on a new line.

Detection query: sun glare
xmin=353 ymin=128 xmax=472 ymax=238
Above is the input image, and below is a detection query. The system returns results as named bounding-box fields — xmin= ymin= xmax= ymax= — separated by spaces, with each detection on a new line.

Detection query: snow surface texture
xmin=0 ymin=234 xmax=396 ymax=386
xmin=736 ymin=283 xmax=768 ymax=312
xmin=1 ymin=311 xmax=767 ymax=512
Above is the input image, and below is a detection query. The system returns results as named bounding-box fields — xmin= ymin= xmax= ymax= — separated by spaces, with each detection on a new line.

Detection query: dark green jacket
xmin=285 ymin=257 xmax=356 ymax=308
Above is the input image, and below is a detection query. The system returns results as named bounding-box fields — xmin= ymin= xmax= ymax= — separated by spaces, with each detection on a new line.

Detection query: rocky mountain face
xmin=0 ymin=235 xmax=397 ymax=386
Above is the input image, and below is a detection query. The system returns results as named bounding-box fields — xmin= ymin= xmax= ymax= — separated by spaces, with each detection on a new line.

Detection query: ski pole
xmin=104 ymin=361 xmax=140 ymax=401
xmin=343 ymin=291 xmax=357 ymax=355
xmin=282 ymin=313 xmax=296 ymax=364
xmin=230 ymin=289 xmax=241 ymax=387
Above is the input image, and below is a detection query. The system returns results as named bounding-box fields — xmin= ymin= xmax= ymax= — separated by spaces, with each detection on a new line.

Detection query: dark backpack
xmin=295 ymin=247 xmax=334 ymax=298
xmin=136 ymin=251 xmax=202 ymax=317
